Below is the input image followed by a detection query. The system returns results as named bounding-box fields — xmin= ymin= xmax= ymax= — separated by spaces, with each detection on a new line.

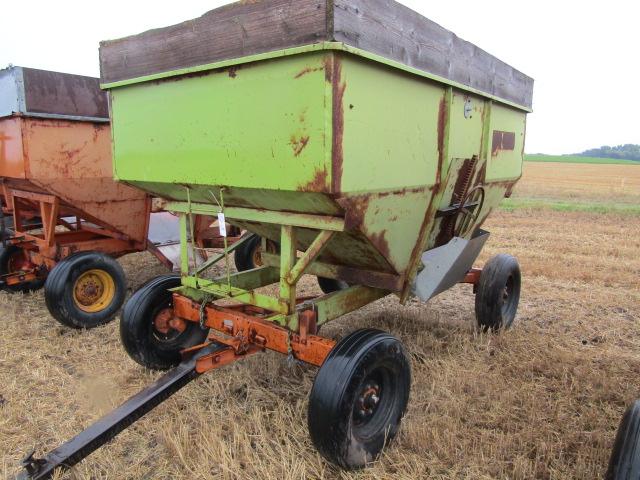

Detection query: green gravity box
xmin=100 ymin=0 xmax=533 ymax=300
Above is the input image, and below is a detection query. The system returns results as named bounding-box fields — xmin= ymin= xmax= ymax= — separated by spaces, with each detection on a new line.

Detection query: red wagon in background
xmin=0 ymin=66 xmax=251 ymax=328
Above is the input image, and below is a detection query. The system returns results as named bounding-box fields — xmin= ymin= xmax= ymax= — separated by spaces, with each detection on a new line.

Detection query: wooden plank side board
xmin=99 ymin=0 xmax=533 ymax=108
xmin=21 ymin=68 xmax=109 ymax=119
xmin=332 ymin=0 xmax=533 ymax=108
xmin=0 ymin=67 xmax=108 ymax=119
xmin=99 ymin=0 xmax=329 ymax=84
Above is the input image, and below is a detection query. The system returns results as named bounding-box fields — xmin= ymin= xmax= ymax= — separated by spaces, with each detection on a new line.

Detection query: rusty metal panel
xmin=21 ymin=118 xmax=149 ymax=243
xmin=492 ymin=130 xmax=516 ymax=156
xmin=0 ymin=117 xmax=149 ymax=244
xmin=0 ymin=117 xmax=27 ymax=179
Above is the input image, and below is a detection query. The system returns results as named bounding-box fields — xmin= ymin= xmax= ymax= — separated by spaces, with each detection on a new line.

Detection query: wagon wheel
xmin=475 ymin=254 xmax=521 ymax=331
xmin=317 ymin=277 xmax=350 ymax=294
xmin=120 ymin=275 xmax=209 ymax=370
xmin=453 ymin=185 xmax=485 ymax=238
xmin=45 ymin=252 xmax=126 ymax=329
xmin=607 ymin=400 xmax=640 ymax=479
xmin=308 ymin=329 xmax=411 ymax=469
xmin=0 ymin=246 xmax=45 ymax=292
xmin=234 ymin=235 xmax=279 ymax=272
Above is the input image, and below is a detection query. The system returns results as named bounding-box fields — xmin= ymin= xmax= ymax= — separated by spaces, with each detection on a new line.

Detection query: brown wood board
xmin=99 ymin=0 xmax=533 ymax=108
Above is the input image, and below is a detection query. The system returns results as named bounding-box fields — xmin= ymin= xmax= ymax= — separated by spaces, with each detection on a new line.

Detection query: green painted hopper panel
xmin=112 ymin=52 xmax=332 ymax=192
xmin=109 ymin=46 xmax=528 ymax=289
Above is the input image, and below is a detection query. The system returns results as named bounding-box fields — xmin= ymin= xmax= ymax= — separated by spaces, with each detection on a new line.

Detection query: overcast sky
xmin=1 ymin=0 xmax=636 ymax=154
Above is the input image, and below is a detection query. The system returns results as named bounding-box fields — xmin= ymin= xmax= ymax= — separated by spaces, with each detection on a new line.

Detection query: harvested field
xmin=513 ymin=162 xmax=640 ymax=206
xmin=525 ymin=155 xmax=639 ymax=166
xmin=1 ymin=166 xmax=640 ymax=479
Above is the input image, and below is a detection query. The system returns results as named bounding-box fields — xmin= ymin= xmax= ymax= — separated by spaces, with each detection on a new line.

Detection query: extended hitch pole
xmin=14 ymin=343 xmax=228 ymax=480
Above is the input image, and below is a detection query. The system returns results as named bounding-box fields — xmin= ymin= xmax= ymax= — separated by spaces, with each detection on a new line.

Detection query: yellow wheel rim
xmin=72 ymin=269 xmax=116 ymax=313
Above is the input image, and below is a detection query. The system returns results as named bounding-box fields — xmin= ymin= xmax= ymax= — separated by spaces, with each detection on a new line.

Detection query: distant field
xmin=508 ymin=161 xmax=640 ymax=212
xmin=502 ymin=198 xmax=640 ymax=215
xmin=525 ymin=154 xmax=639 ymax=165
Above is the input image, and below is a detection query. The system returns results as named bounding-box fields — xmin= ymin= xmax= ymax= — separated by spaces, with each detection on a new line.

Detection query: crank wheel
xmin=72 ymin=269 xmax=116 ymax=313
xmin=120 ymin=275 xmax=209 ymax=370
xmin=453 ymin=185 xmax=485 ymax=238
xmin=45 ymin=252 xmax=126 ymax=329
xmin=234 ymin=234 xmax=279 ymax=272
xmin=474 ymin=254 xmax=521 ymax=331
xmin=0 ymin=246 xmax=45 ymax=292
xmin=308 ymin=329 xmax=411 ymax=469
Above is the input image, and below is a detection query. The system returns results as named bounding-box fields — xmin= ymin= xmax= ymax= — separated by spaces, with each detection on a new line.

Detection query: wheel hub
xmin=355 ymin=382 xmax=381 ymax=420
xmin=501 ymin=275 xmax=514 ymax=315
xmin=252 ymin=246 xmax=263 ymax=268
xmin=153 ymin=307 xmax=186 ymax=337
xmin=251 ymin=240 xmax=277 ymax=268
xmin=72 ymin=269 xmax=115 ymax=313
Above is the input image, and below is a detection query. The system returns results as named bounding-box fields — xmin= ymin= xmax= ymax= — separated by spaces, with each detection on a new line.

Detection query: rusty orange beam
xmin=173 ymin=294 xmax=335 ymax=366
xmin=194 ymin=345 xmax=263 ymax=374
xmin=461 ymin=268 xmax=482 ymax=285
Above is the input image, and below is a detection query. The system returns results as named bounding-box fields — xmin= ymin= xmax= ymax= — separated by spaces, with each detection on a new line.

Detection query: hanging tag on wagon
xmin=217 ymin=213 xmax=227 ymax=237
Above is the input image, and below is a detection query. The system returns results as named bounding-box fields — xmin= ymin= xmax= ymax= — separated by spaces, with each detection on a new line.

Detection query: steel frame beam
xmin=0 ymin=188 xmax=142 ymax=285
xmin=167 ymin=202 xmax=345 ymax=232
xmin=173 ymin=297 xmax=335 ymax=366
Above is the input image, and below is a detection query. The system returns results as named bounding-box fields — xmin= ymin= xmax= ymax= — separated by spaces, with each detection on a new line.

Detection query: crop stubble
xmin=0 ymin=164 xmax=639 ymax=479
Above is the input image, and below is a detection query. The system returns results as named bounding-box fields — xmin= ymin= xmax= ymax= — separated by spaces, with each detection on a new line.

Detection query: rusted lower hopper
xmin=0 ymin=66 xmax=149 ymax=249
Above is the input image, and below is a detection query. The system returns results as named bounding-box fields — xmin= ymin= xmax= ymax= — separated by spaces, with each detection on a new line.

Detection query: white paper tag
xmin=217 ymin=213 xmax=227 ymax=237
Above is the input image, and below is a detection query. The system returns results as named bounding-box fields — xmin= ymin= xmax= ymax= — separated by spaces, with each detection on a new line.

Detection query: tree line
xmin=580 ymin=144 xmax=640 ymax=161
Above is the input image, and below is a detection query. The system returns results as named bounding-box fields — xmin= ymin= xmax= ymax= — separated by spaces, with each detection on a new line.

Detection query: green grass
xmin=500 ymin=198 xmax=640 ymax=215
xmin=525 ymin=154 xmax=639 ymax=165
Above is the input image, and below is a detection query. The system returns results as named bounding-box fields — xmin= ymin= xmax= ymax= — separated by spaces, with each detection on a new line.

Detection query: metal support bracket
xmin=284 ymin=230 xmax=334 ymax=285
xmin=195 ymin=232 xmax=257 ymax=275
xmin=412 ymin=229 xmax=489 ymax=302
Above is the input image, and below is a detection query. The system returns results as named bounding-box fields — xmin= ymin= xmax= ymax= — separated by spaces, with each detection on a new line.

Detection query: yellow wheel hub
xmin=73 ymin=269 xmax=116 ymax=313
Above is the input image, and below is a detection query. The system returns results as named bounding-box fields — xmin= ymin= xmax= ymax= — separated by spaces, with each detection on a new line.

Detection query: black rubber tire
xmin=308 ymin=329 xmax=411 ymax=469
xmin=44 ymin=251 xmax=126 ymax=329
xmin=234 ymin=235 xmax=279 ymax=272
xmin=606 ymin=400 xmax=640 ymax=480
xmin=0 ymin=215 xmax=14 ymax=241
xmin=120 ymin=275 xmax=209 ymax=371
xmin=0 ymin=246 xmax=45 ymax=292
xmin=475 ymin=254 xmax=521 ymax=331
xmin=317 ymin=276 xmax=350 ymax=294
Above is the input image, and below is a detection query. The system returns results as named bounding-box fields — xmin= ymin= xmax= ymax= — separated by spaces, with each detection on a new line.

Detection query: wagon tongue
xmin=13 ymin=343 xmax=227 ymax=480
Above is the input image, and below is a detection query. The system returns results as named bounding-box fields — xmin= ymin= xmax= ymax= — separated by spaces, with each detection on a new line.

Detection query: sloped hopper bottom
xmin=412 ymin=229 xmax=490 ymax=302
